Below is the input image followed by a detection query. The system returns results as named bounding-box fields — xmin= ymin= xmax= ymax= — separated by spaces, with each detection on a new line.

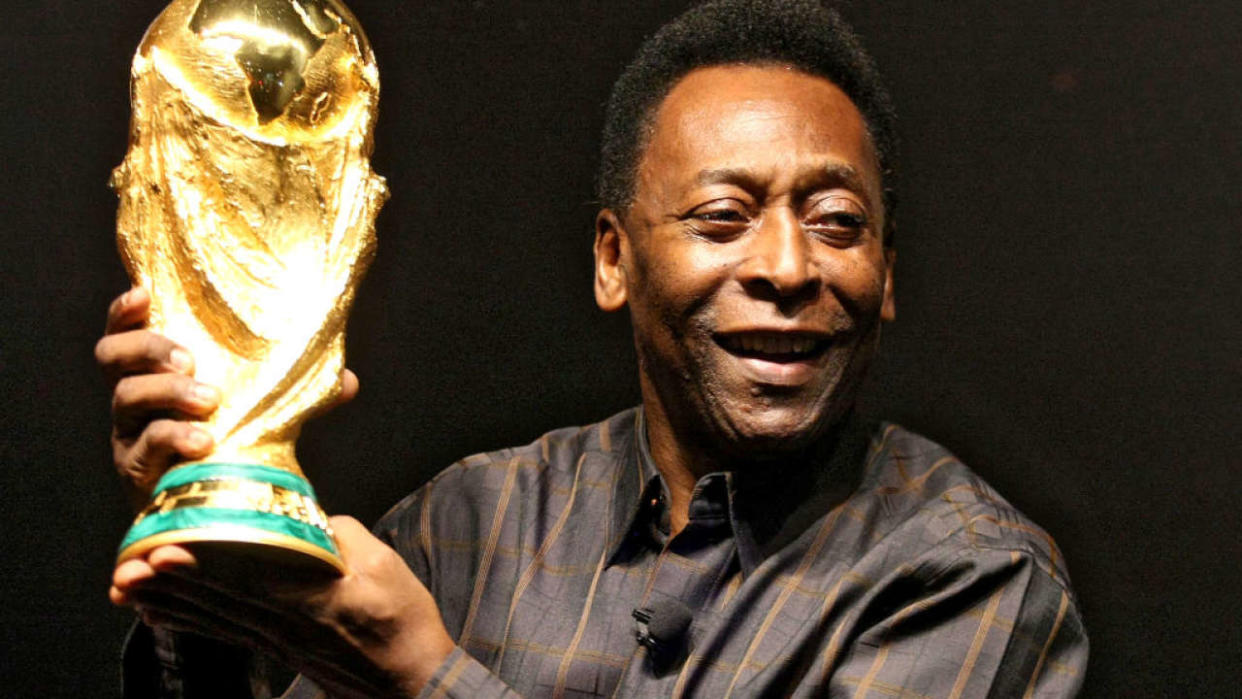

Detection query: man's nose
xmin=737 ymin=208 xmax=818 ymax=303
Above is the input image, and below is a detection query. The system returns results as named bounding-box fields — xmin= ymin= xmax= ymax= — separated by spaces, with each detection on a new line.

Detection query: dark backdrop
xmin=2 ymin=1 xmax=1238 ymax=695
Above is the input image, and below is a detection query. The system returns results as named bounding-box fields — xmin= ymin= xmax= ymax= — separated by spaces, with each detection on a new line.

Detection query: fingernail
xmin=192 ymin=383 xmax=220 ymax=405
xmin=169 ymin=348 xmax=193 ymax=373
xmin=186 ymin=430 xmax=212 ymax=451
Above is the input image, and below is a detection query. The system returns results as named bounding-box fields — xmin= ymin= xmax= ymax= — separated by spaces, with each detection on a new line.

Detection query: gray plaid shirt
xmin=127 ymin=407 xmax=1087 ymax=697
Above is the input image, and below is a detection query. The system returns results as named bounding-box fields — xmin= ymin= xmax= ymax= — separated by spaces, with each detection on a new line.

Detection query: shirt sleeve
xmin=413 ymin=647 xmax=522 ymax=698
xmin=828 ymin=545 xmax=1088 ymax=697
xmin=376 ymin=476 xmax=527 ymax=698
xmin=286 ymin=480 xmax=527 ymax=698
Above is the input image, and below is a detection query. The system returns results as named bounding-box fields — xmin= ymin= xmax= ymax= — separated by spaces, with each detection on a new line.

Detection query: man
xmin=100 ymin=1 xmax=1088 ymax=696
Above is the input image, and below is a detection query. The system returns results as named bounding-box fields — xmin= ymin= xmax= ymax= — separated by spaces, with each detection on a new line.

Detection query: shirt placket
xmin=617 ymin=473 xmax=740 ymax=694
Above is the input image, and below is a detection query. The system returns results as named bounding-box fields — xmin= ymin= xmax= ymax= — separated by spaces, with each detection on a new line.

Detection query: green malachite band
xmin=119 ymin=507 xmax=338 ymax=555
xmin=154 ymin=462 xmax=318 ymax=498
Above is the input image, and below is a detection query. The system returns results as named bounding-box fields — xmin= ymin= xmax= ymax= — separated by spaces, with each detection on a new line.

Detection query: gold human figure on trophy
xmin=111 ymin=0 xmax=386 ymax=572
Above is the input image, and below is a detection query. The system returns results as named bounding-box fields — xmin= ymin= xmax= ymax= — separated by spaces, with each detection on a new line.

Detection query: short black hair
xmin=597 ymin=0 xmax=899 ymax=243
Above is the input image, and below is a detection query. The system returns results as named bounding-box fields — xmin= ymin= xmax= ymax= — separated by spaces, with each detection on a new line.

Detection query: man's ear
xmin=880 ymin=247 xmax=896 ymax=322
xmin=594 ymin=209 xmax=629 ymax=312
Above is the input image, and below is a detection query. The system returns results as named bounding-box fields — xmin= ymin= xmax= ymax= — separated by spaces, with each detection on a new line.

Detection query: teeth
xmin=727 ymin=335 xmax=819 ymax=355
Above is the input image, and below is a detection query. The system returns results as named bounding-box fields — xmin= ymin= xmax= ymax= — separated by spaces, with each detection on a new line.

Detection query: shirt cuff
xmin=415 ymin=647 xmax=520 ymax=698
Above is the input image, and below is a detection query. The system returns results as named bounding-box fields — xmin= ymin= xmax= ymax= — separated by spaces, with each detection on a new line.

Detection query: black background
xmin=2 ymin=1 xmax=1239 ymax=695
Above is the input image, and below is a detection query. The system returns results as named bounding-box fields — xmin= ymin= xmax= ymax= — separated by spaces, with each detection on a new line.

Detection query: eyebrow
xmin=694 ymin=163 xmax=873 ymax=202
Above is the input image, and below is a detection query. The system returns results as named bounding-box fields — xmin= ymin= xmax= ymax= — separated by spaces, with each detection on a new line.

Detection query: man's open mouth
xmin=715 ymin=332 xmax=830 ymax=362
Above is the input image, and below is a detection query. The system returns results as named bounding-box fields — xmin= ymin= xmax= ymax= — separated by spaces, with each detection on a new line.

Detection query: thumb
xmin=336 ymin=369 xmax=359 ymax=406
xmin=329 ymin=515 xmax=385 ymax=568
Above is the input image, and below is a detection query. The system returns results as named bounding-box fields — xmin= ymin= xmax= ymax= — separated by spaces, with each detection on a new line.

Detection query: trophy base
xmin=117 ymin=462 xmax=345 ymax=576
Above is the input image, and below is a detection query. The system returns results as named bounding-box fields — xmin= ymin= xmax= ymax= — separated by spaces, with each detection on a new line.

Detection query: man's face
xmin=595 ymin=64 xmax=895 ymax=462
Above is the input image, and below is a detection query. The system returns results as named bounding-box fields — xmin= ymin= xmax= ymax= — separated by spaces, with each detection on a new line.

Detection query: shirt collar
xmin=729 ymin=412 xmax=872 ymax=568
xmin=607 ymin=407 xmax=872 ymax=577
xmin=606 ymin=407 xmax=662 ymax=564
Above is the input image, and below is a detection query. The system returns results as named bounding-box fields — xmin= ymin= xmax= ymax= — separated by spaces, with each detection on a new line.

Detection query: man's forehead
xmin=638 ymin=64 xmax=883 ymax=197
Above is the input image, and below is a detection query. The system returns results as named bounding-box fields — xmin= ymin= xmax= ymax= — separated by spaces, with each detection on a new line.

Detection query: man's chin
xmin=714 ymin=410 xmax=836 ymax=461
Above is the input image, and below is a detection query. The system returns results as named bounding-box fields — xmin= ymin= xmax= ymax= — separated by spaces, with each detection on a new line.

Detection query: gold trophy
xmin=111 ymin=0 xmax=387 ymax=574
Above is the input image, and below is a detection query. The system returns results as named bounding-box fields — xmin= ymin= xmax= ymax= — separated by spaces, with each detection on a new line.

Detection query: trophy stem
xmin=117 ymin=462 xmax=346 ymax=575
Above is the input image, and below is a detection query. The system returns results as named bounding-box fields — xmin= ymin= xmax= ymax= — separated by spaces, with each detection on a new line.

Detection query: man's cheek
xmin=822 ymin=254 xmax=887 ymax=305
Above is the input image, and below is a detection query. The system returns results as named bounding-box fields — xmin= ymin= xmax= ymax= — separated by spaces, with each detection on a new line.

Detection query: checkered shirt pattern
xmin=285 ymin=407 xmax=1088 ymax=698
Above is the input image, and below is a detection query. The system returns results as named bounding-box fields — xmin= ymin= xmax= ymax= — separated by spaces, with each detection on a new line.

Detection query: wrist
xmin=391 ymin=623 xmax=455 ymax=696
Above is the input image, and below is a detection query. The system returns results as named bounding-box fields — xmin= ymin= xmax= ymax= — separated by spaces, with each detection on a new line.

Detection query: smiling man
xmin=104 ymin=1 xmax=1087 ymax=697
xmin=595 ymin=62 xmax=894 ymax=486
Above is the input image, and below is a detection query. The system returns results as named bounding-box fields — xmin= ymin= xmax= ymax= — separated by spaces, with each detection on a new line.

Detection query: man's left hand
xmin=111 ymin=516 xmax=455 ymax=698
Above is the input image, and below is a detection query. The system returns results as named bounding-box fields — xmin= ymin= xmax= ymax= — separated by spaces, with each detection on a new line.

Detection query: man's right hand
xmin=95 ymin=287 xmax=221 ymax=510
xmin=95 ymin=287 xmax=360 ymax=510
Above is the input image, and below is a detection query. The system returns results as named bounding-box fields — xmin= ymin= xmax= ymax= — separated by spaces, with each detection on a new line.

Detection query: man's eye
xmin=816 ymin=212 xmax=865 ymax=228
xmin=805 ymin=209 xmax=867 ymax=242
xmin=694 ymin=208 xmax=748 ymax=223
xmin=683 ymin=203 xmax=752 ymax=238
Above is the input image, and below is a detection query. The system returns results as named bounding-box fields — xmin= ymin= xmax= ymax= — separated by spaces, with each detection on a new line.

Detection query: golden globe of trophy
xmin=111 ymin=0 xmax=387 ymax=574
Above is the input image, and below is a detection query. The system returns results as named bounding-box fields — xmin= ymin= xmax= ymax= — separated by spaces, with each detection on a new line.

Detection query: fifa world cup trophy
xmin=111 ymin=0 xmax=387 ymax=574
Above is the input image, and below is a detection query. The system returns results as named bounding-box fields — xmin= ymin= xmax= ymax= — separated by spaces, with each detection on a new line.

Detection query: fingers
xmin=130 ymin=587 xmax=272 ymax=653
xmin=111 ymin=538 xmax=440 ymax=698
xmin=110 ymin=557 xmax=158 ymax=605
xmin=99 ymin=289 xmax=217 ymax=504
xmin=148 ymin=543 xmax=200 ymax=572
xmin=337 ymin=369 xmax=360 ymax=406
xmin=126 ymin=585 xmax=385 ymax=697
xmin=105 ymin=287 xmax=149 ymax=335
xmin=112 ymin=373 xmax=219 ymax=436
xmin=113 ymin=419 xmax=214 ymax=499
xmin=136 ymin=545 xmax=331 ymax=617
xmin=327 ymin=516 xmax=391 ymax=572
xmin=116 ymin=550 xmax=325 ymax=665
xmin=329 ymin=515 xmax=372 ymax=548
xmin=113 ymin=546 xmax=286 ymax=635
xmin=134 ymin=604 xmax=218 ymax=641
xmin=111 ymin=545 xmax=197 ymax=605
xmin=97 ymin=288 xmax=196 ymax=390
xmin=96 ymin=329 xmax=195 ymax=388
